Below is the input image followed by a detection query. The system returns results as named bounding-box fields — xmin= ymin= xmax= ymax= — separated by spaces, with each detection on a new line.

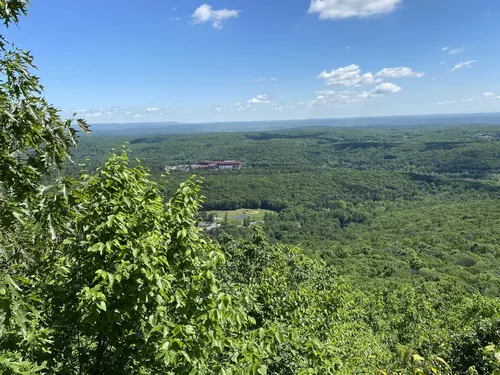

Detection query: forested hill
xmin=73 ymin=124 xmax=500 ymax=174
xmin=69 ymin=124 xmax=500 ymax=297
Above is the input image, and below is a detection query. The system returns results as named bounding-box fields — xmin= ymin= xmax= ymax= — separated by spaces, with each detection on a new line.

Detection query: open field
xmin=205 ymin=209 xmax=274 ymax=223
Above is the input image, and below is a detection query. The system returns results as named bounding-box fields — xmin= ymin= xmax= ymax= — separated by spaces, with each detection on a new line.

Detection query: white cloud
xmin=355 ymin=91 xmax=372 ymax=100
xmin=254 ymin=77 xmax=277 ymax=82
xmin=307 ymin=92 xmax=356 ymax=106
xmin=484 ymin=92 xmax=500 ymax=99
xmin=372 ymin=82 xmax=402 ymax=94
xmin=441 ymin=45 xmax=466 ymax=55
xmin=230 ymin=102 xmax=246 ymax=112
xmin=309 ymin=0 xmax=402 ymax=20
xmin=85 ymin=112 xmax=103 ymax=118
xmin=192 ymin=4 xmax=240 ymax=29
xmin=319 ymin=64 xmax=381 ymax=87
xmin=68 ymin=106 xmax=175 ymax=121
xmin=247 ymin=94 xmax=270 ymax=104
xmin=316 ymin=90 xmax=338 ymax=96
xmin=449 ymin=46 xmax=465 ymax=55
xmin=436 ymin=100 xmax=457 ymax=105
xmin=451 ymin=60 xmax=476 ymax=72
xmin=440 ymin=61 xmax=445 ymax=65
xmin=461 ymin=98 xmax=475 ymax=103
xmin=375 ymin=67 xmax=425 ymax=78
xmin=307 ymin=83 xmax=401 ymax=107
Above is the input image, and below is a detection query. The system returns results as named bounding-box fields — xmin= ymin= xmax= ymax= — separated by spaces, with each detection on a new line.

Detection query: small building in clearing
xmin=200 ymin=160 xmax=242 ymax=170
xmin=166 ymin=160 xmax=243 ymax=172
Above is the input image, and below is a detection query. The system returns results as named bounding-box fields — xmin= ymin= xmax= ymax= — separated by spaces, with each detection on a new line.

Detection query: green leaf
xmin=413 ymin=354 xmax=425 ymax=363
xmin=435 ymin=357 xmax=450 ymax=367
xmin=275 ymin=330 xmax=284 ymax=344
xmin=259 ymin=328 xmax=266 ymax=340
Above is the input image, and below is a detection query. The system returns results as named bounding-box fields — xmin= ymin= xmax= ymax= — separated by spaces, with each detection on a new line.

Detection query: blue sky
xmin=5 ymin=0 xmax=500 ymax=123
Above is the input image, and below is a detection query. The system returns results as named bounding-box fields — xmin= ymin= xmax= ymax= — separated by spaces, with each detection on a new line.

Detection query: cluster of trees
xmin=212 ymin=188 xmax=500 ymax=295
xmin=2 ymin=4 xmax=500 ymax=374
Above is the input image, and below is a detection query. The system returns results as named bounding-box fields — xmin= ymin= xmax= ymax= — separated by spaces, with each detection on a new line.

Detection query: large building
xmin=166 ymin=160 xmax=243 ymax=172
xmin=200 ymin=160 xmax=242 ymax=170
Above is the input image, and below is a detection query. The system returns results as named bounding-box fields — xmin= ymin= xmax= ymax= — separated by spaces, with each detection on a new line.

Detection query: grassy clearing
xmin=206 ymin=209 xmax=274 ymax=223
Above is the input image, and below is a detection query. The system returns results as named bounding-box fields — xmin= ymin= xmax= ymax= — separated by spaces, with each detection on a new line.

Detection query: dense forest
xmin=2 ymin=3 xmax=500 ymax=375
xmin=70 ymin=125 xmax=500 ymax=297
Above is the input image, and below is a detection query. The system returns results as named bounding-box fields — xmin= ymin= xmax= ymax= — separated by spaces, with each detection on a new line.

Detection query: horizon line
xmin=87 ymin=111 xmax=500 ymax=126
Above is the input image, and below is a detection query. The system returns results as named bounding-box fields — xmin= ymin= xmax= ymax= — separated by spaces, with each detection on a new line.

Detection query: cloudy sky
xmin=5 ymin=0 xmax=500 ymax=123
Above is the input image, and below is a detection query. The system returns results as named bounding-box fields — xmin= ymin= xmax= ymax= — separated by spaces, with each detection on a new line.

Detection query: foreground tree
xmin=30 ymin=152 xmax=260 ymax=374
xmin=0 ymin=1 xmax=79 ymax=372
xmin=0 ymin=3 xmax=256 ymax=373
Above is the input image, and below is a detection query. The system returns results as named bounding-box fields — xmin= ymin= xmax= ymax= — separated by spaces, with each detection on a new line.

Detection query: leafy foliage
xmin=0 ymin=1 xmax=77 ymax=372
xmin=218 ymin=228 xmax=387 ymax=374
xmin=28 ymin=152 xmax=258 ymax=374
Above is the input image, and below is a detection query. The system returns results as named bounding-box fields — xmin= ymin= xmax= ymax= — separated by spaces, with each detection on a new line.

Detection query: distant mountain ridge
xmin=86 ymin=112 xmax=500 ymax=136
